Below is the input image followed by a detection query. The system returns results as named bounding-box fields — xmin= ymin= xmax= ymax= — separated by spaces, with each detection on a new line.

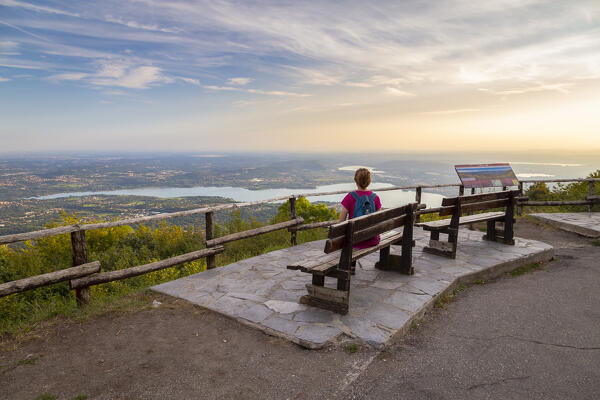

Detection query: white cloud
xmin=89 ymin=65 xmax=172 ymax=89
xmin=44 ymin=62 xmax=172 ymax=89
xmin=247 ymin=88 xmax=310 ymax=97
xmin=0 ymin=0 xmax=79 ymax=17
xmin=0 ymin=76 xmax=10 ymax=82
xmin=227 ymin=77 xmax=252 ymax=85
xmin=287 ymin=67 xmax=342 ymax=86
xmin=418 ymin=108 xmax=479 ymax=115
xmin=204 ymin=84 xmax=309 ymax=97
xmin=103 ymin=89 xmax=128 ymax=96
xmin=0 ymin=40 xmax=19 ymax=50
xmin=0 ymin=61 xmax=45 ymax=70
xmin=103 ymin=15 xmax=177 ymax=33
xmin=179 ymin=77 xmax=202 ymax=86
xmin=204 ymin=85 xmax=238 ymax=91
xmin=385 ymin=87 xmax=414 ymax=97
xmin=479 ymin=83 xmax=573 ymax=96
xmin=46 ymin=72 xmax=88 ymax=82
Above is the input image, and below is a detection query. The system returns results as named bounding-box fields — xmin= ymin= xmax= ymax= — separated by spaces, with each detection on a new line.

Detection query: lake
xmin=32 ymin=182 xmax=447 ymax=208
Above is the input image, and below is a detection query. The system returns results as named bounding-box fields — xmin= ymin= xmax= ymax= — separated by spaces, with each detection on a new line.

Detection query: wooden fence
xmin=0 ymin=178 xmax=597 ymax=304
xmin=518 ymin=178 xmax=600 ymax=213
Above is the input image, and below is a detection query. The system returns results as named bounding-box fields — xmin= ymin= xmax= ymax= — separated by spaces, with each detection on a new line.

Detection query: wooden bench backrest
xmin=324 ymin=203 xmax=416 ymax=253
xmin=439 ymin=190 xmax=519 ymax=216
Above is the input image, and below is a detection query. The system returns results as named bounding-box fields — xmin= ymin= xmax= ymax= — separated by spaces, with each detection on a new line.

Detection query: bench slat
xmin=325 ymin=215 xmax=407 ymax=253
xmin=440 ymin=198 xmax=512 ymax=216
xmin=442 ymin=190 xmax=518 ymax=206
xmin=289 ymin=230 xmax=403 ymax=274
xmin=328 ymin=204 xmax=412 ymax=239
xmin=416 ymin=211 xmax=505 ymax=229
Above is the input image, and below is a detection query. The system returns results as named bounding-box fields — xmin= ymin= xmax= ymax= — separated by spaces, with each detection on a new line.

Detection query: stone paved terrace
xmin=152 ymin=227 xmax=553 ymax=349
xmin=531 ymin=212 xmax=600 ymax=238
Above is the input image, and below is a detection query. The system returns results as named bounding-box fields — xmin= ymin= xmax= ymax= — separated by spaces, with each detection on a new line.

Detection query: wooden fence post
xmin=459 ymin=185 xmax=464 ymax=196
xmin=71 ymin=229 xmax=90 ymax=305
xmin=589 ymin=181 xmax=594 ymax=212
xmin=415 ymin=186 xmax=422 ymax=223
xmin=289 ymin=196 xmax=297 ymax=246
xmin=205 ymin=211 xmax=216 ymax=269
xmin=518 ymin=181 xmax=524 ymax=216
xmin=467 ymin=187 xmax=475 ymax=230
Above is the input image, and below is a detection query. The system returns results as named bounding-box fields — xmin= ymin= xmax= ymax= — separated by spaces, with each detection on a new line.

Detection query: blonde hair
xmin=354 ymin=168 xmax=371 ymax=189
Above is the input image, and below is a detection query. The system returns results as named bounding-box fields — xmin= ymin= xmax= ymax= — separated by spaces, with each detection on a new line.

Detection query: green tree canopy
xmin=273 ymin=197 xmax=338 ymax=224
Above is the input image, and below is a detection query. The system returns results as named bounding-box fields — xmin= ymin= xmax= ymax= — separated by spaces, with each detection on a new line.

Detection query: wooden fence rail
xmin=70 ymin=247 xmax=224 ymax=290
xmin=0 ymin=261 xmax=100 ymax=298
xmin=205 ymin=218 xmax=304 ymax=247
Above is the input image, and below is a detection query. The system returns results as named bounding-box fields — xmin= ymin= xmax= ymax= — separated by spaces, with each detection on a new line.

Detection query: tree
xmin=525 ymin=182 xmax=551 ymax=201
xmin=273 ymin=197 xmax=338 ymax=224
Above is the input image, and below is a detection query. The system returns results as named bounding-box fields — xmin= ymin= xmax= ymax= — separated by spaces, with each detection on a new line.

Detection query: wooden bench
xmin=416 ymin=190 xmax=518 ymax=259
xmin=287 ymin=203 xmax=418 ymax=314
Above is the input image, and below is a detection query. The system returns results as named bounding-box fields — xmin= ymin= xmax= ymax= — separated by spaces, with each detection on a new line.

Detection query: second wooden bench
xmin=416 ymin=190 xmax=518 ymax=259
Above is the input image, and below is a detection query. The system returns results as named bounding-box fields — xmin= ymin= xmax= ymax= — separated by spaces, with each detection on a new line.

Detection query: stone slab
xmin=152 ymin=227 xmax=553 ymax=349
xmin=530 ymin=212 xmax=600 ymax=238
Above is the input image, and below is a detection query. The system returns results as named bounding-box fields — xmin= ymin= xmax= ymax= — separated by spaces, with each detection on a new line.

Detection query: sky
xmin=1 ymin=0 xmax=599 ymax=154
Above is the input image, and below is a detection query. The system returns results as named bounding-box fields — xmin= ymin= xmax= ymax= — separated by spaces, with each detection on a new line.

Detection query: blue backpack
xmin=351 ymin=191 xmax=377 ymax=218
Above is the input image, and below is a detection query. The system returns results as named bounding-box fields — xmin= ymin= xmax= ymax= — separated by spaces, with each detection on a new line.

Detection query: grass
xmin=434 ymin=283 xmax=466 ymax=310
xmin=508 ymin=262 xmax=545 ymax=277
xmin=409 ymin=317 xmax=426 ymax=333
xmin=36 ymin=394 xmax=56 ymax=400
xmin=344 ymin=343 xmax=358 ymax=354
xmin=73 ymin=395 xmax=88 ymax=400
xmin=17 ymin=355 xmax=37 ymax=365
xmin=591 ymin=240 xmax=600 ymax=246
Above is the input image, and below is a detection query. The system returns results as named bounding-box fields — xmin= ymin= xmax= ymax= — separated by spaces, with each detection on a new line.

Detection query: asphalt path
xmin=337 ymin=223 xmax=600 ymax=399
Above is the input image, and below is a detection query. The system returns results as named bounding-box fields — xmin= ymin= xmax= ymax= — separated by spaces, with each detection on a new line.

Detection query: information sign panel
xmin=455 ymin=163 xmax=519 ymax=188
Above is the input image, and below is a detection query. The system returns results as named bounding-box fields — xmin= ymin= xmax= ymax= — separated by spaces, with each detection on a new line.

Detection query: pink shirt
xmin=341 ymin=190 xmax=382 ymax=249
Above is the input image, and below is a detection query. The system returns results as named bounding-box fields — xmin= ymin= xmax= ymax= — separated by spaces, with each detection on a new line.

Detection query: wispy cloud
xmin=204 ymin=84 xmax=309 ymax=97
xmin=247 ymin=88 xmax=309 ymax=97
xmin=47 ymin=62 xmax=172 ymax=89
xmin=204 ymin=85 xmax=237 ymax=92
xmin=0 ymin=60 xmax=46 ymax=69
xmin=89 ymin=64 xmax=172 ymax=89
xmin=103 ymin=15 xmax=178 ymax=33
xmin=385 ymin=87 xmax=414 ymax=97
xmin=0 ymin=19 xmax=51 ymax=43
xmin=418 ymin=108 xmax=479 ymax=115
xmin=0 ymin=0 xmax=79 ymax=17
xmin=179 ymin=77 xmax=202 ymax=86
xmin=0 ymin=40 xmax=18 ymax=50
xmin=479 ymin=83 xmax=574 ymax=96
xmin=227 ymin=77 xmax=252 ymax=85
xmin=46 ymin=72 xmax=88 ymax=82
xmin=0 ymin=76 xmax=10 ymax=82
